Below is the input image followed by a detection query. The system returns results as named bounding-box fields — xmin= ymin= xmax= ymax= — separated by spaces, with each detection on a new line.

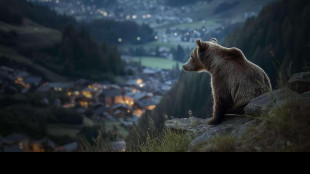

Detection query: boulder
xmin=244 ymin=88 xmax=297 ymax=116
xmin=296 ymin=91 xmax=310 ymax=110
xmin=165 ymin=116 xmax=254 ymax=152
xmin=187 ymin=116 xmax=254 ymax=152
xmin=165 ymin=117 xmax=207 ymax=136
xmin=288 ymin=72 xmax=310 ymax=94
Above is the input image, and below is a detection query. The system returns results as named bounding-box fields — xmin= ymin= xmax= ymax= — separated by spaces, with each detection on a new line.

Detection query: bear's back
xmin=220 ymin=49 xmax=272 ymax=111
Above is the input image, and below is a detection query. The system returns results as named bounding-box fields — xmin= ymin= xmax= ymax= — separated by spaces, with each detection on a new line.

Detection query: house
xmin=102 ymin=84 xmax=121 ymax=90
xmin=76 ymin=96 xmax=92 ymax=108
xmin=30 ymin=138 xmax=56 ymax=152
xmin=126 ymin=92 xmax=152 ymax=102
xmin=37 ymin=82 xmax=74 ymax=93
xmin=0 ymin=133 xmax=29 ymax=152
xmin=48 ymin=82 xmax=74 ymax=92
xmin=24 ymin=76 xmax=42 ymax=87
xmin=136 ymin=99 xmax=157 ymax=111
xmin=109 ymin=104 xmax=133 ymax=119
xmin=143 ymin=68 xmax=161 ymax=75
xmin=102 ymin=89 xmax=123 ymax=107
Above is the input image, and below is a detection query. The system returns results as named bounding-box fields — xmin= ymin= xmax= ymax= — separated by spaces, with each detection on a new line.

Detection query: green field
xmin=131 ymin=57 xmax=182 ymax=70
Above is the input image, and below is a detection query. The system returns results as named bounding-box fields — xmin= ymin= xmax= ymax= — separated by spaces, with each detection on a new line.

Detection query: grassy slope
xmin=0 ymin=45 xmax=67 ymax=82
xmin=131 ymin=57 xmax=182 ymax=70
xmin=0 ymin=19 xmax=61 ymax=48
xmin=0 ymin=19 xmax=66 ymax=82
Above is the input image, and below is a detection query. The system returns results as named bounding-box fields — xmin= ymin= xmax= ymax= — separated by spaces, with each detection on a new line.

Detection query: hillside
xmin=0 ymin=0 xmax=75 ymax=29
xmin=127 ymin=0 xmax=310 ymax=150
xmin=0 ymin=0 xmax=125 ymax=81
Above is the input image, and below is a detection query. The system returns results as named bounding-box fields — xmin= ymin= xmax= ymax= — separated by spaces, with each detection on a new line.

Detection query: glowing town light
xmin=132 ymin=88 xmax=137 ymax=93
xmin=147 ymin=105 xmax=156 ymax=111
xmin=98 ymin=10 xmax=108 ymax=17
xmin=137 ymin=37 xmax=141 ymax=41
xmin=82 ymin=91 xmax=93 ymax=99
xmin=154 ymin=36 xmax=159 ymax=40
xmin=79 ymin=101 xmax=89 ymax=108
xmin=103 ymin=11 xmax=108 ymax=17
xmin=67 ymin=92 xmax=73 ymax=96
xmin=132 ymin=15 xmax=137 ymax=19
xmin=136 ymin=78 xmax=143 ymax=84
xmin=186 ymin=32 xmax=190 ymax=36
xmin=63 ymin=103 xmax=75 ymax=108
xmin=74 ymin=91 xmax=80 ymax=96
xmin=174 ymin=33 xmax=178 ymax=36
xmin=118 ymin=38 xmax=123 ymax=43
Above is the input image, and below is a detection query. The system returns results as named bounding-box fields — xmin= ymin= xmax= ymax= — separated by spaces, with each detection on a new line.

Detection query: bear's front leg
xmin=208 ymin=95 xmax=232 ymax=125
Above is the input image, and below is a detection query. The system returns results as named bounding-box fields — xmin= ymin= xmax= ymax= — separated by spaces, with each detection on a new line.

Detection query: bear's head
xmin=183 ymin=38 xmax=218 ymax=72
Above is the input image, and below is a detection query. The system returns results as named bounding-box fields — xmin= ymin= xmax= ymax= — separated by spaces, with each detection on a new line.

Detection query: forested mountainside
xmin=224 ymin=0 xmax=310 ymax=85
xmin=0 ymin=0 xmax=129 ymax=80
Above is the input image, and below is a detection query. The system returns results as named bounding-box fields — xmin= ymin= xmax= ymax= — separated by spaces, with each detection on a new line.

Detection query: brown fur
xmin=183 ymin=39 xmax=272 ymax=125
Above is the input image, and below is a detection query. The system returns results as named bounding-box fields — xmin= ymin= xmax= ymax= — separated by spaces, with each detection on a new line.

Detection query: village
xmin=0 ymin=63 xmax=178 ymax=152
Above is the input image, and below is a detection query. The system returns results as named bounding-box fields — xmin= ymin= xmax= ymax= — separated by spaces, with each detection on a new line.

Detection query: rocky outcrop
xmin=164 ymin=72 xmax=310 ymax=152
xmin=244 ymin=88 xmax=298 ymax=116
xmin=165 ymin=117 xmax=207 ymax=136
xmin=165 ymin=116 xmax=256 ymax=152
xmin=245 ymin=72 xmax=310 ymax=116
xmin=288 ymin=72 xmax=310 ymax=94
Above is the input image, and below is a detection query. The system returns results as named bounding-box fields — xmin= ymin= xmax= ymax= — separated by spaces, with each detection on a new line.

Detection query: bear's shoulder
xmin=225 ymin=47 xmax=246 ymax=60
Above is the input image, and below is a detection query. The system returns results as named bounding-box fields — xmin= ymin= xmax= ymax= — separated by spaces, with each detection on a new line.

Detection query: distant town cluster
xmin=0 ymin=65 xmax=177 ymax=152
xmin=0 ymin=65 xmax=176 ymax=121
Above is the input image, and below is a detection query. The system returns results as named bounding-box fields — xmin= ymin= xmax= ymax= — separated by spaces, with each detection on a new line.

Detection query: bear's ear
xmin=196 ymin=39 xmax=203 ymax=48
xmin=211 ymin=38 xmax=218 ymax=44
xmin=196 ymin=39 xmax=209 ymax=51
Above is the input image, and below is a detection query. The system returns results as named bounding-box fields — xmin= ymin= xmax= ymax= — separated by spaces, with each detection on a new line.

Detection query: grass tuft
xmin=139 ymin=129 xmax=194 ymax=152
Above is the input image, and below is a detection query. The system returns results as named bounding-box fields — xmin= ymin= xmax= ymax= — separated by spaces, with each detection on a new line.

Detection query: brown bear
xmin=183 ymin=39 xmax=272 ymax=125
